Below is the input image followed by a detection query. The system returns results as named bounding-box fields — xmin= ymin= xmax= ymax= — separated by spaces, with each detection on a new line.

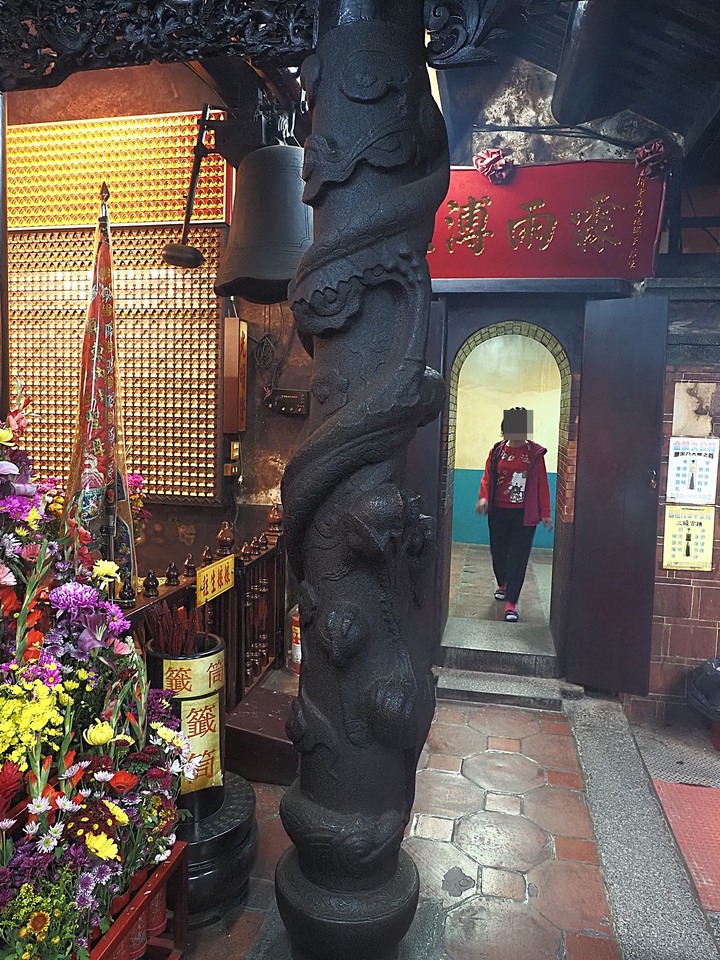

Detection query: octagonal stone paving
xmin=523 ymin=786 xmax=594 ymax=839
xmin=522 ymin=732 xmax=580 ymax=771
xmin=413 ymin=769 xmax=486 ymax=819
xmin=466 ymin=704 xmax=541 ymax=740
xmin=527 ymin=859 xmax=613 ymax=933
xmin=427 ymin=721 xmax=487 ymax=758
xmin=454 ymin=810 xmax=551 ymax=872
xmin=403 ymin=837 xmax=479 ymax=908
xmin=444 ymin=895 xmax=562 ymax=960
xmin=462 ymin=752 xmax=544 ymax=794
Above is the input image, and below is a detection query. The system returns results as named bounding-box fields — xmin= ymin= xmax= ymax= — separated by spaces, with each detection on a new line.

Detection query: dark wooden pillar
xmin=276 ymin=1 xmax=449 ymax=957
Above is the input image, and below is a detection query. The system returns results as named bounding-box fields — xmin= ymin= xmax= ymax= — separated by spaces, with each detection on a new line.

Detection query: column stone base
xmin=275 ymin=847 xmax=419 ymax=960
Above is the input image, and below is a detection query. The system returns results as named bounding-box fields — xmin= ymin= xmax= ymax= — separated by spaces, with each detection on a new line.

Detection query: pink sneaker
xmin=504 ymin=602 xmax=519 ymax=622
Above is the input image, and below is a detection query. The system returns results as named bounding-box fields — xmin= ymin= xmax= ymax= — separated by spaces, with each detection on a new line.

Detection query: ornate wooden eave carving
xmin=0 ymin=1 xmax=316 ymax=92
xmin=0 ymin=0 xmax=564 ymax=92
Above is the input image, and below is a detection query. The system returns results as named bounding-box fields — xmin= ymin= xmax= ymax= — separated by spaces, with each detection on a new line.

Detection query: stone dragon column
xmin=276 ymin=1 xmax=449 ymax=958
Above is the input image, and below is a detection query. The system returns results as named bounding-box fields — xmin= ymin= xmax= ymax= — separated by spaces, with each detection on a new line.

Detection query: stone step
xmin=435 ymin=667 xmax=583 ymax=712
xmin=439 ymin=616 xmax=556 ymax=678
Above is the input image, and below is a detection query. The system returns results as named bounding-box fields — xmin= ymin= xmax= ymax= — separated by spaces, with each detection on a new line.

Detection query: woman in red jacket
xmin=475 ymin=408 xmax=553 ymax=622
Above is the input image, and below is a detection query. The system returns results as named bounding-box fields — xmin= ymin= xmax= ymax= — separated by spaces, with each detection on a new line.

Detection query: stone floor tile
xmin=522 ymin=733 xmax=581 ymax=772
xmin=547 ymin=769 xmax=583 ymax=790
xmin=252 ymin=809 xmax=294 ymax=880
xmin=454 ymin=810 xmax=551 ymax=872
xmin=540 ymin=718 xmax=572 ymax=736
xmin=428 ymin=754 xmax=463 ymax=773
xmin=565 ymin=933 xmax=620 ymax=960
xmin=523 ymin=786 xmax=594 ymax=839
xmin=488 ymin=737 xmax=521 ymax=752
xmin=554 ymin=837 xmax=599 ymax=864
xmin=527 ymin=860 xmax=613 ymax=933
xmin=467 ymin=704 xmax=541 ymax=739
xmin=403 ymin=837 xmax=478 ymax=907
xmin=252 ymin=781 xmax=287 ymax=814
xmin=452 ymin=603 xmax=497 ymax=619
xmin=243 ymin=877 xmax=276 ymax=911
xmin=443 ymin=896 xmax=562 ymax=960
xmin=436 ymin=704 xmax=471 ymax=725
xmin=481 ymin=867 xmax=526 ymax=901
xmin=187 ymin=906 xmax=266 ymax=960
xmin=414 ymin=814 xmax=455 ymax=842
xmin=418 ymin=744 xmax=430 ymax=770
xmin=463 ymin=751 xmax=545 ymax=794
xmin=427 ymin=721 xmax=488 ymax=758
xmin=414 ymin=769 xmax=486 ymax=818
xmin=485 ymin=793 xmax=522 ymax=816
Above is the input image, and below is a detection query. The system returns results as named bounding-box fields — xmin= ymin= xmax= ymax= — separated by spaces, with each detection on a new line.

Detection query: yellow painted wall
xmin=456 ymin=334 xmax=561 ymax=472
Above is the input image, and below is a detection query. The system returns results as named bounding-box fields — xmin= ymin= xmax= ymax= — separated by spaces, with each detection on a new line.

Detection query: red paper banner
xmin=428 ymin=161 xmax=665 ymax=280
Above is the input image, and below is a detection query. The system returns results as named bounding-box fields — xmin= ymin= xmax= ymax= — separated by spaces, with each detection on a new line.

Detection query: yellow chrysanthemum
xmin=85 ymin=831 xmax=119 ymax=860
xmin=103 ymin=799 xmax=129 ymax=825
xmin=24 ymin=508 xmax=41 ymax=530
xmin=83 ymin=720 xmax=115 ymax=746
xmin=0 ymin=426 xmax=13 ymax=445
xmin=92 ymin=559 xmax=121 ymax=585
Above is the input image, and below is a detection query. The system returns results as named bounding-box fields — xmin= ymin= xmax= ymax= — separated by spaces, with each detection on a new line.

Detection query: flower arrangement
xmin=0 ymin=395 xmax=195 ymax=960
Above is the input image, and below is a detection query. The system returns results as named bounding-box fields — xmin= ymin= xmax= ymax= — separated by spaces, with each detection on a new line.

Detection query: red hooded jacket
xmin=478 ymin=440 xmax=551 ymax=527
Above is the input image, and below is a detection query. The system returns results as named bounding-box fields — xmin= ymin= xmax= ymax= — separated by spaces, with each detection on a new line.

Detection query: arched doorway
xmin=441 ymin=321 xmax=573 ymax=666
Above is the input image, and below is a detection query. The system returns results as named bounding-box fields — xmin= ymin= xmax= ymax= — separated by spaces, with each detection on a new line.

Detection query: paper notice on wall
xmin=666 ymin=437 xmax=720 ymax=505
xmin=663 ymin=505 xmax=715 ymax=571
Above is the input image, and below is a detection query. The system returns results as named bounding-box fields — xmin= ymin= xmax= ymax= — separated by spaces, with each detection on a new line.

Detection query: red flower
xmin=110 ymin=771 xmax=139 ymax=794
xmin=473 ymin=149 xmax=515 ymax=184
xmin=0 ymin=761 xmax=23 ymax=818
xmin=146 ymin=767 xmax=166 ymax=781
xmin=0 ymin=586 xmax=20 ymax=616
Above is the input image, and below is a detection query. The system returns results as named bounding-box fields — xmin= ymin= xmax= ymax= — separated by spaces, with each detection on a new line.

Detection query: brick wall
xmin=555 ymin=371 xmax=580 ymax=523
xmin=623 ymin=366 xmax=720 ymax=722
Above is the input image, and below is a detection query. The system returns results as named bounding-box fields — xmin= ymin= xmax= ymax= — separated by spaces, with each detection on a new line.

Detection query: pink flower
xmin=473 ymin=149 xmax=515 ymax=184
xmin=20 ymin=543 xmax=41 ymax=563
xmin=110 ymin=637 xmax=133 ymax=656
xmin=0 ymin=563 xmax=16 ymax=586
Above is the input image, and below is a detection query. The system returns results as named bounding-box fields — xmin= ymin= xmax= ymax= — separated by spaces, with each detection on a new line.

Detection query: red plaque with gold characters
xmin=428 ymin=160 xmax=665 ymax=280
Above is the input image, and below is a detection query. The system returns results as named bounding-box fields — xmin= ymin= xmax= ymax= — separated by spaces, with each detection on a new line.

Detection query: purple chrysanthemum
xmin=49 ymin=581 xmax=100 ymax=618
xmin=100 ymin=600 xmax=131 ymax=636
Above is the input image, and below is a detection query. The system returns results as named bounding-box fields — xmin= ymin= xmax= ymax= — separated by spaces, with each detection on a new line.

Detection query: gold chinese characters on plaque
xmin=662 ymin=505 xmax=715 ymax=572
xmin=161 ymin=653 xmax=225 ymax=701
xmin=181 ymin=694 xmax=223 ymax=794
xmin=196 ymin=555 xmax=235 ymax=606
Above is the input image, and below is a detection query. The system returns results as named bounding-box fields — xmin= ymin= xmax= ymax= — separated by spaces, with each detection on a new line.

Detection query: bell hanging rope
xmin=214 ymin=142 xmax=312 ymax=304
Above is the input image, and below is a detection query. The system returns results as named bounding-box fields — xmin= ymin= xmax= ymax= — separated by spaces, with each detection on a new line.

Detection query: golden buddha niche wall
xmin=6 ymin=112 xmax=229 ymax=501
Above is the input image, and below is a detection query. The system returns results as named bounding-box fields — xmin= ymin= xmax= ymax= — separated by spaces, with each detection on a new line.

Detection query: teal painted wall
xmin=452 ymin=468 xmax=557 ymax=548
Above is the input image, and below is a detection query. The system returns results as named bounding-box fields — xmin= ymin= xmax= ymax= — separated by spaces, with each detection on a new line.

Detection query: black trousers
xmin=488 ymin=508 xmax=537 ymax=605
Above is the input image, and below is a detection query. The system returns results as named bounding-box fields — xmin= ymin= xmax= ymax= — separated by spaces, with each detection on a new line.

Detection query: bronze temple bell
xmin=215 ymin=143 xmax=312 ymax=304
